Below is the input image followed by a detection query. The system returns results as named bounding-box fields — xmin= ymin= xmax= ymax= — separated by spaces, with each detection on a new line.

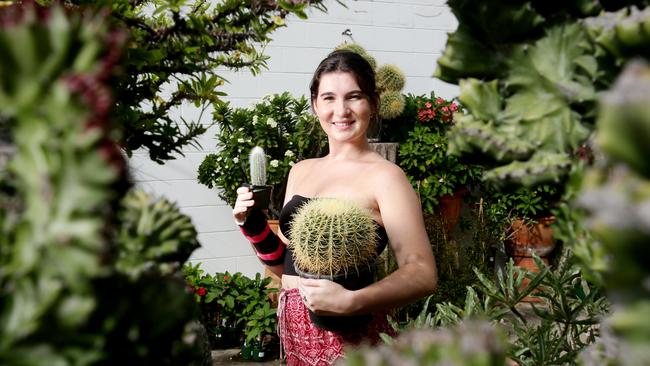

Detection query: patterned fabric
xmin=277 ymin=288 xmax=395 ymax=366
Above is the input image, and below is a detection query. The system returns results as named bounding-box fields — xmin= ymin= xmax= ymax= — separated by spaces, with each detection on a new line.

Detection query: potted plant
xmin=243 ymin=146 xmax=273 ymax=210
xmin=397 ymin=92 xmax=482 ymax=232
xmin=287 ymin=198 xmax=379 ymax=331
xmin=241 ymin=302 xmax=278 ymax=361
xmin=197 ymin=93 xmax=327 ymax=219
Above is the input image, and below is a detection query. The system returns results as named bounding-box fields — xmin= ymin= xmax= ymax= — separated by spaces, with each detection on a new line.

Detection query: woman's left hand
xmin=298 ymin=277 xmax=357 ymax=316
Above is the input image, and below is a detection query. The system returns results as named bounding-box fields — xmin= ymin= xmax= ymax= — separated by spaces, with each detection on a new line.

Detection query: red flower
xmin=425 ymin=102 xmax=432 ymax=108
xmin=450 ymin=103 xmax=458 ymax=112
xmin=223 ymin=275 xmax=230 ymax=281
xmin=435 ymin=98 xmax=445 ymax=105
xmin=196 ymin=287 xmax=207 ymax=296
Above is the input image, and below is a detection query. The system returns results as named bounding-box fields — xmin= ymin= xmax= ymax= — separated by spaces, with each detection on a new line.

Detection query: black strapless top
xmin=279 ymin=195 xmax=389 ymax=276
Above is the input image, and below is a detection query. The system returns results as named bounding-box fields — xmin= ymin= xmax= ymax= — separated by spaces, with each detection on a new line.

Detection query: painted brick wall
xmin=128 ymin=0 xmax=459 ymax=278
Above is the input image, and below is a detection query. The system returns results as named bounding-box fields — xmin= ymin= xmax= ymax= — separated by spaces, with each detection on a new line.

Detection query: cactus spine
xmin=379 ymin=90 xmax=406 ymax=120
xmin=376 ymin=64 xmax=406 ymax=93
xmin=288 ymin=198 xmax=378 ymax=277
xmin=248 ymin=146 xmax=267 ymax=186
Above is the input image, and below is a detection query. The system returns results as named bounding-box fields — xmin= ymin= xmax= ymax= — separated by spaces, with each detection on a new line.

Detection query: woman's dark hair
xmin=309 ymin=50 xmax=379 ymax=116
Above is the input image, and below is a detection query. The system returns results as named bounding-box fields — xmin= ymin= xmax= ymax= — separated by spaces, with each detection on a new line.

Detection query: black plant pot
xmin=243 ymin=183 xmax=273 ymax=210
xmin=295 ymin=264 xmax=375 ymax=332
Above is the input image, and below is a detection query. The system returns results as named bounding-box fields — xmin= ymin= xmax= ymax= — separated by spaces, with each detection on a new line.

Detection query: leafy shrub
xmin=198 ymin=93 xmax=326 ymax=218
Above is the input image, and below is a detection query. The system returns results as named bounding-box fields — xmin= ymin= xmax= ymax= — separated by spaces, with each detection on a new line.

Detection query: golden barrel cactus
xmin=288 ymin=198 xmax=378 ymax=277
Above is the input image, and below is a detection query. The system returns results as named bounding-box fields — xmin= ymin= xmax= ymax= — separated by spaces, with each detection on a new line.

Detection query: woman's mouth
xmin=332 ymin=121 xmax=354 ymax=128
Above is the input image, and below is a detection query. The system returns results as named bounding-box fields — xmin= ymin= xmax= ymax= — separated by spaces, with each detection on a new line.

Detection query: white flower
xmin=232 ymin=157 xmax=239 ymax=164
xmin=237 ymin=138 xmax=245 ymax=143
xmin=438 ymin=177 xmax=445 ymax=183
xmin=270 ymin=159 xmax=279 ymax=168
xmin=267 ymin=117 xmax=277 ymax=128
xmin=252 ymin=115 xmax=259 ymax=124
xmin=289 ymin=161 xmax=295 ymax=166
xmin=238 ymin=127 xmax=245 ymax=131
xmin=284 ymin=150 xmax=294 ymax=157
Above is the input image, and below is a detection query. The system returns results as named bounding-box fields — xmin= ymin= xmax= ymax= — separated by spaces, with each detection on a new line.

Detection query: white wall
xmin=128 ymin=0 xmax=459 ymax=278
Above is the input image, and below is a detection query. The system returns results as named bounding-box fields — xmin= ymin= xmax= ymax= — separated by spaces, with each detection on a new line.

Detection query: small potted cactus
xmin=288 ymin=198 xmax=379 ymax=331
xmin=244 ymin=146 xmax=273 ymax=210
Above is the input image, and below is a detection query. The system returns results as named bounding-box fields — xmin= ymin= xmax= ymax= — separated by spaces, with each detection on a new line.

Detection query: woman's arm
xmin=299 ymin=163 xmax=437 ymax=315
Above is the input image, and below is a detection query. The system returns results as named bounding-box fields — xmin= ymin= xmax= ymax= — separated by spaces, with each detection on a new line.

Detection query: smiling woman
xmin=231 ymin=50 xmax=438 ymax=366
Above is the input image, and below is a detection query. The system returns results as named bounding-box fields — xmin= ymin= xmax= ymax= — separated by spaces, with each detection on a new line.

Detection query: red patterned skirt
xmin=277 ymin=288 xmax=395 ymax=366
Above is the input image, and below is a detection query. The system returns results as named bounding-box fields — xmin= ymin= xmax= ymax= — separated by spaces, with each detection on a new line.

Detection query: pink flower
xmin=450 ymin=103 xmax=458 ymax=112
xmin=435 ymin=98 xmax=445 ymax=105
xmin=425 ymin=102 xmax=432 ymax=108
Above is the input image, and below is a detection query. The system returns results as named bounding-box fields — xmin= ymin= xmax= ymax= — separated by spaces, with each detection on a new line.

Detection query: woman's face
xmin=312 ymin=71 xmax=372 ymax=143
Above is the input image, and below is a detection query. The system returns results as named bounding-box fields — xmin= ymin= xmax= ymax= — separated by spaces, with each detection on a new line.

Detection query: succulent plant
xmin=288 ymin=198 xmax=378 ymax=277
xmin=117 ymin=189 xmax=200 ymax=279
xmin=0 ymin=3 xmax=204 ymax=364
xmin=334 ymin=42 xmax=377 ymax=70
xmin=379 ymin=90 xmax=406 ymax=120
xmin=577 ymin=60 xmax=650 ymax=365
xmin=341 ymin=321 xmax=508 ymax=366
xmin=376 ymin=64 xmax=406 ymax=93
xmin=249 ymin=146 xmax=268 ymax=186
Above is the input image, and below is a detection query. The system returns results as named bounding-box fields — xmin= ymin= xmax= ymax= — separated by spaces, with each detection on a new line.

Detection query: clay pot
xmin=437 ymin=187 xmax=468 ymax=233
xmin=506 ymin=216 xmax=556 ymax=303
xmin=505 ymin=216 xmax=556 ymax=258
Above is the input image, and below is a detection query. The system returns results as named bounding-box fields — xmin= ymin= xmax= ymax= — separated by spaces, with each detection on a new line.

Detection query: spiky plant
xmin=0 ymin=3 xmax=204 ymax=365
xmin=379 ymin=90 xmax=406 ymax=120
xmin=342 ymin=321 xmax=508 ymax=366
xmin=249 ymin=146 xmax=267 ymax=186
xmin=334 ymin=42 xmax=377 ymax=70
xmin=577 ymin=60 xmax=650 ymax=364
xmin=376 ymin=64 xmax=406 ymax=93
xmin=288 ymin=198 xmax=378 ymax=277
xmin=117 ymin=189 xmax=200 ymax=279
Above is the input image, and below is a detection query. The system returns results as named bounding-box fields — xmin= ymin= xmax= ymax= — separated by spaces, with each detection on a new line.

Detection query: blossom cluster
xmin=415 ymin=95 xmax=459 ymax=124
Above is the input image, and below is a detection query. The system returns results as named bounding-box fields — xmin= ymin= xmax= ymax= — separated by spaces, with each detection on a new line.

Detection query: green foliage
xmin=197 ymin=92 xmax=326 ymax=218
xmin=0 ymin=3 xmax=203 ymax=364
xmin=398 ymin=93 xmax=482 ymax=214
xmin=182 ymin=265 xmax=278 ymax=346
xmin=288 ymin=198 xmax=378 ymax=277
xmin=31 ymin=0 xmax=331 ymax=163
xmin=430 ymin=256 xmax=608 ymax=366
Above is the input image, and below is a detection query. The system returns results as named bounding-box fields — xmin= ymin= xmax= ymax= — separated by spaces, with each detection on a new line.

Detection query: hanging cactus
xmin=376 ymin=64 xmax=406 ymax=92
xmin=379 ymin=90 xmax=406 ymax=120
xmin=334 ymin=42 xmax=377 ymax=69
xmin=248 ymin=146 xmax=267 ymax=186
xmin=288 ymin=198 xmax=378 ymax=277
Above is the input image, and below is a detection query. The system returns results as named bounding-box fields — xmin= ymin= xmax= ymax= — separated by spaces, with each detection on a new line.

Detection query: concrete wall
xmin=128 ymin=0 xmax=459 ymax=277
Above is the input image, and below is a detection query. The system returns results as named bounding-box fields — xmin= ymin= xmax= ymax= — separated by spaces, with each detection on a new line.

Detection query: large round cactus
xmin=288 ymin=198 xmax=378 ymax=277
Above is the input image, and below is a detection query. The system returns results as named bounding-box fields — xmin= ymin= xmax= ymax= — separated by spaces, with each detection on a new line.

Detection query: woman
xmin=233 ymin=50 xmax=437 ymax=365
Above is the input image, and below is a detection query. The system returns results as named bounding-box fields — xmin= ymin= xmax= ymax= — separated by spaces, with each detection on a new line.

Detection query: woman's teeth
xmin=333 ymin=121 xmax=353 ymax=127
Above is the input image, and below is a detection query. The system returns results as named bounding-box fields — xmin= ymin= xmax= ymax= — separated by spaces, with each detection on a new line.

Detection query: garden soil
xmin=212 ymin=349 xmax=284 ymax=365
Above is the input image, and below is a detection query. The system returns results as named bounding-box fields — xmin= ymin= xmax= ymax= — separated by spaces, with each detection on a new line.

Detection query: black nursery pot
xmin=295 ymin=264 xmax=376 ymax=332
xmin=243 ymin=183 xmax=273 ymax=210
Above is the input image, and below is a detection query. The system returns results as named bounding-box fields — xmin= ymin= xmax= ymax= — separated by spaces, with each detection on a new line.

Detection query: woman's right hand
xmin=233 ymin=186 xmax=255 ymax=225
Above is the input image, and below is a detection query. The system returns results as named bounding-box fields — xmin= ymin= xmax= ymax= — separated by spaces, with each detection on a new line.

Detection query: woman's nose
xmin=334 ymin=100 xmax=351 ymax=117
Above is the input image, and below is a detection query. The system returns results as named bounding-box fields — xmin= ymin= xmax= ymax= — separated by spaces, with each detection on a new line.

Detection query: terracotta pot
xmin=512 ymin=256 xmax=549 ymax=303
xmin=505 ymin=216 xmax=556 ymax=258
xmin=437 ymin=187 xmax=468 ymax=233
